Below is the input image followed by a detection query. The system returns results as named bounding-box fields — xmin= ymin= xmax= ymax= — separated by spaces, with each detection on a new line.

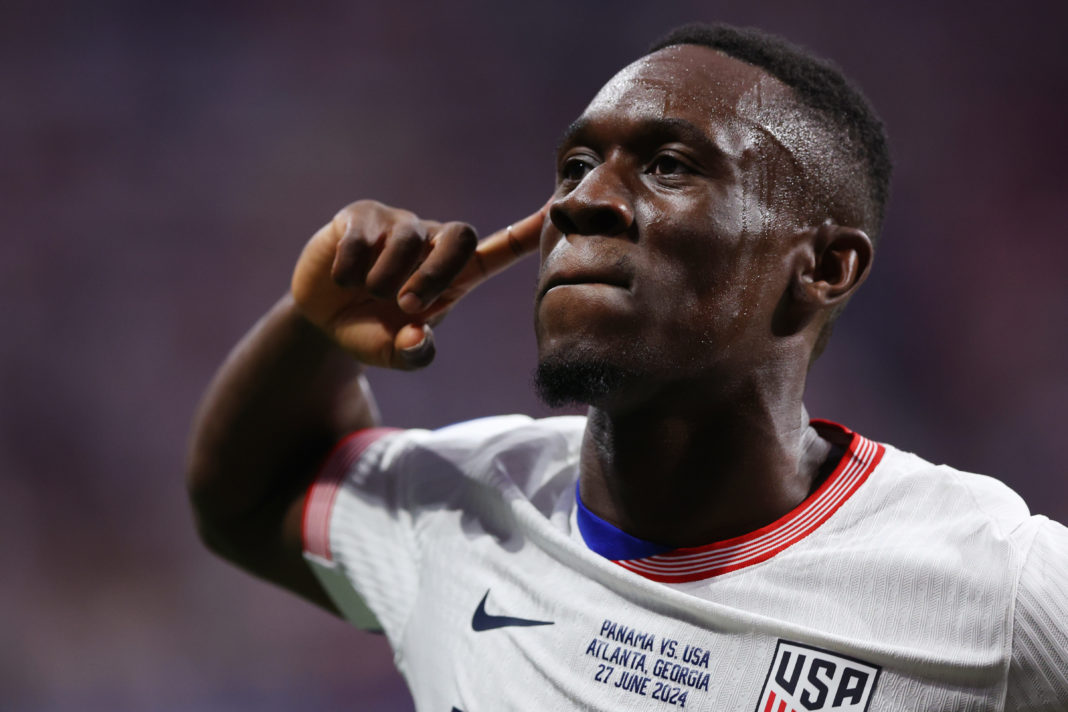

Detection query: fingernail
xmin=399 ymin=333 xmax=427 ymax=354
xmin=398 ymin=332 xmax=432 ymax=367
xmin=398 ymin=292 xmax=422 ymax=313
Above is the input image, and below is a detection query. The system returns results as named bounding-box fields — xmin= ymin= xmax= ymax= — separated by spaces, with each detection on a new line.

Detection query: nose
xmin=549 ymin=164 xmax=634 ymax=237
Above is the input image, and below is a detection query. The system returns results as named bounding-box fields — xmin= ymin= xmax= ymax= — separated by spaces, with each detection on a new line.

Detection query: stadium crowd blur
xmin=3 ymin=2 xmax=1066 ymax=710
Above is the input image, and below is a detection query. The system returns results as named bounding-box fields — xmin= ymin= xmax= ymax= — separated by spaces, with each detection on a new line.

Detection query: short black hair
xmin=649 ymin=23 xmax=892 ymax=243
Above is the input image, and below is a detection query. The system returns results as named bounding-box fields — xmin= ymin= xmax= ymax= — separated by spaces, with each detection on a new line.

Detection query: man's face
xmin=534 ymin=44 xmax=813 ymax=408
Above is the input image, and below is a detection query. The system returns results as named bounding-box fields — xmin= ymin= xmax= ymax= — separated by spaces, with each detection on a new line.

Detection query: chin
xmin=533 ymin=353 xmax=648 ymax=409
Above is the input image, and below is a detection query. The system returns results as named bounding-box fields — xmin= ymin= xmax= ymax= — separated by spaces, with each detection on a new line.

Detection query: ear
xmin=775 ymin=222 xmax=873 ymax=337
xmin=794 ymin=221 xmax=873 ymax=308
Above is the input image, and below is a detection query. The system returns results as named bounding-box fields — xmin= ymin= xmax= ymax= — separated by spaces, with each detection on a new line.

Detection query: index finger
xmin=451 ymin=201 xmax=549 ymax=292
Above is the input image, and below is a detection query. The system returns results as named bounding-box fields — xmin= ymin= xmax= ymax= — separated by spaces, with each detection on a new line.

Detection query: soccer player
xmin=187 ymin=23 xmax=1068 ymax=710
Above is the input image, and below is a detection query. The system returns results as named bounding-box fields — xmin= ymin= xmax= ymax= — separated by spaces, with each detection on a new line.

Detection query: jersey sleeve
xmin=1005 ymin=516 xmax=1068 ymax=710
xmin=301 ymin=427 xmax=412 ymax=634
xmin=300 ymin=415 xmax=540 ymax=640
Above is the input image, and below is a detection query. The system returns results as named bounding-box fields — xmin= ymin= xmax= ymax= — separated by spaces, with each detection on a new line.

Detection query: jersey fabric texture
xmin=302 ymin=415 xmax=1068 ymax=711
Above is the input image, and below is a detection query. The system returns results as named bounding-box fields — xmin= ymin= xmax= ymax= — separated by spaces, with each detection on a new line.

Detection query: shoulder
xmin=390 ymin=414 xmax=585 ymax=469
xmin=821 ymin=435 xmax=1040 ymax=610
xmin=357 ymin=414 xmax=586 ymax=498
xmin=864 ymin=440 xmax=1033 ymax=539
xmin=408 ymin=413 xmax=585 ymax=452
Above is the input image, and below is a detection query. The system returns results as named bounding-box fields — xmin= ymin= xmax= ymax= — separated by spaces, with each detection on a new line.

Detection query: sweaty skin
xmin=536 ymin=45 xmax=870 ymax=546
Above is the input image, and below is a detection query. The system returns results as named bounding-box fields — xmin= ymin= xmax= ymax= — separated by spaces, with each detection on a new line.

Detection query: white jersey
xmin=302 ymin=415 xmax=1068 ymax=711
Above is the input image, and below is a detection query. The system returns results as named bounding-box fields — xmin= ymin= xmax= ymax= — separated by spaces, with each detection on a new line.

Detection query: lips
xmin=537 ymin=248 xmax=634 ymax=300
xmin=540 ymin=271 xmax=632 ymax=298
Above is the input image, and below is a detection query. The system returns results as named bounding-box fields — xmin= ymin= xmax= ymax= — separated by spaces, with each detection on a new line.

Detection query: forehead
xmin=580 ymin=45 xmax=804 ymax=158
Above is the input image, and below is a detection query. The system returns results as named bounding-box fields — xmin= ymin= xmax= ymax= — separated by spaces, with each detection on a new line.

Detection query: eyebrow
xmin=555 ymin=116 xmax=727 ymax=163
xmin=555 ymin=118 xmax=593 ymax=157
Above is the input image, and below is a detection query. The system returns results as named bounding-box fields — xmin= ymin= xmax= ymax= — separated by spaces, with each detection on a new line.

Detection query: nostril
xmin=551 ymin=201 xmax=629 ymax=237
xmin=588 ymin=209 xmax=624 ymax=235
xmin=549 ymin=203 xmax=578 ymax=236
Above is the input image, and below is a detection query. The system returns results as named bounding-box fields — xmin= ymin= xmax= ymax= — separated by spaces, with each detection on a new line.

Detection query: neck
xmin=578 ymin=373 xmax=834 ymax=548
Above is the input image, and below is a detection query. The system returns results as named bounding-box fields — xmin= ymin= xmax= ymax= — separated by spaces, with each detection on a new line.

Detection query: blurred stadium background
xmin=3 ymin=1 xmax=1066 ymax=709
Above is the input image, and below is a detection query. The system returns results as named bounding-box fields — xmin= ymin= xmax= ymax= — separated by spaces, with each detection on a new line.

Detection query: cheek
xmin=640 ymin=222 xmax=786 ymax=354
xmin=641 ymin=195 xmax=746 ymax=306
xmin=538 ymin=225 xmax=561 ymax=267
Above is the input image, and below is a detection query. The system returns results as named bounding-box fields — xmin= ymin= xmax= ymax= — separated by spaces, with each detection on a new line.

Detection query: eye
xmin=648 ymin=154 xmax=693 ymax=176
xmin=560 ymin=156 xmax=595 ymax=183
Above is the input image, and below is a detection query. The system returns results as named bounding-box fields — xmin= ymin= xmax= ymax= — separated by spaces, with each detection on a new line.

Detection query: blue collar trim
xmin=575 ymin=482 xmax=675 ymax=561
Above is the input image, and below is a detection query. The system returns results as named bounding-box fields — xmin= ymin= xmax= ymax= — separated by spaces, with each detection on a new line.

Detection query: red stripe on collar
xmin=613 ymin=421 xmax=884 ymax=583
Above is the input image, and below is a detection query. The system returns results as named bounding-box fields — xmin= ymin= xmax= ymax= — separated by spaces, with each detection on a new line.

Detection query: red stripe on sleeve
xmin=301 ymin=428 xmax=400 ymax=561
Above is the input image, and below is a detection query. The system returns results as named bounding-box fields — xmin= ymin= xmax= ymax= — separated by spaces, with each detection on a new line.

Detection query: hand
xmin=291 ymin=200 xmax=547 ymax=369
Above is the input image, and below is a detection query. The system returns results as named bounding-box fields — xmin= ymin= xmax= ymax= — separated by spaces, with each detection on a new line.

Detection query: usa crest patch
xmin=754 ymin=640 xmax=880 ymax=712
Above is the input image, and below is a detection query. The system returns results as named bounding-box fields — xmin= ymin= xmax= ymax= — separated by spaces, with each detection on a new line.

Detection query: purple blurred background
xmin=3 ymin=1 xmax=1066 ymax=709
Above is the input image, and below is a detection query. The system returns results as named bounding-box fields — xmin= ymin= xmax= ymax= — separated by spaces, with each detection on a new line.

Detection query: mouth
xmin=539 ymin=273 xmax=632 ymax=299
xmin=538 ymin=277 xmax=627 ymax=298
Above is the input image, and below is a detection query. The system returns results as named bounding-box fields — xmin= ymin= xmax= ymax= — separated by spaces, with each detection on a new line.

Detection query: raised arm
xmin=186 ymin=200 xmax=545 ymax=612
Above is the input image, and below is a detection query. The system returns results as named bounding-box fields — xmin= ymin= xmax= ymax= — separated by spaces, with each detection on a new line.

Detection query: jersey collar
xmin=575 ymin=420 xmax=885 ymax=583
